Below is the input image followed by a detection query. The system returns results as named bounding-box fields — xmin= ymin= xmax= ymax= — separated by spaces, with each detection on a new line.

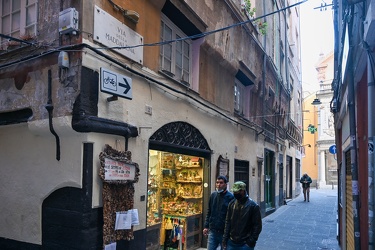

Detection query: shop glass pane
xmin=147 ymin=150 xmax=204 ymax=249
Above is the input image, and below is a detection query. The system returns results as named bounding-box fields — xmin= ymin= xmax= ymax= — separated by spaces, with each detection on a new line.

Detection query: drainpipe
xmin=45 ymin=69 xmax=61 ymax=161
xmin=283 ymin=0 xmax=290 ymax=133
xmin=347 ymin=5 xmax=360 ymax=249
xmin=72 ymin=112 xmax=137 ymax=151
xmin=71 ymin=64 xmax=138 ymax=151
xmin=262 ymin=0 xmax=267 ymax=136
xmin=283 ymin=0 xmax=291 ymax=196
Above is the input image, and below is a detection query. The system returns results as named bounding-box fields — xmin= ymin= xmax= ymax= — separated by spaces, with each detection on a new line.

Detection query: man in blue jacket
xmin=203 ymin=175 xmax=234 ymax=250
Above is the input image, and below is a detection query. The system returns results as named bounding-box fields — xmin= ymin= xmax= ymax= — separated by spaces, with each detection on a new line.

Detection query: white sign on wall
xmin=104 ymin=158 xmax=136 ymax=181
xmin=94 ymin=5 xmax=143 ymax=64
xmin=295 ymin=149 xmax=301 ymax=159
xmin=101 ymin=68 xmax=132 ymax=99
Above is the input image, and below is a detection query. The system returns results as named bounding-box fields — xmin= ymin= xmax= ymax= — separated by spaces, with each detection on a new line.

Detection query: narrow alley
xmin=256 ymin=187 xmax=340 ymax=250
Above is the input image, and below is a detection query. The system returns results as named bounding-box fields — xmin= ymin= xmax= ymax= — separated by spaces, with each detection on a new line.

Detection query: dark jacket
xmin=222 ymin=195 xmax=262 ymax=247
xmin=300 ymin=175 xmax=312 ymax=188
xmin=204 ymin=190 xmax=234 ymax=232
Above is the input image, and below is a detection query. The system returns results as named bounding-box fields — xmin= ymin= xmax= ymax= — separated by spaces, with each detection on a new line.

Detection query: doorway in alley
xmin=146 ymin=121 xmax=211 ymax=250
xmin=286 ymin=156 xmax=293 ymax=199
xmin=234 ymin=159 xmax=249 ymax=194
xmin=278 ymin=153 xmax=284 ymax=206
xmin=264 ymin=149 xmax=275 ymax=212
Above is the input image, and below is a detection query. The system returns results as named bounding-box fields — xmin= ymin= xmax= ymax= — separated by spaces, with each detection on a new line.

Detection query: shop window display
xmin=147 ymin=150 xmax=204 ymax=250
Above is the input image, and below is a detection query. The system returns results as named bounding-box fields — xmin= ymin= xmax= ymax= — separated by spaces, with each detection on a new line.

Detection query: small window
xmin=266 ymin=86 xmax=275 ymax=109
xmin=160 ymin=15 xmax=191 ymax=85
xmin=0 ymin=0 xmax=37 ymax=48
xmin=234 ymin=70 xmax=254 ymax=118
xmin=234 ymin=78 xmax=246 ymax=115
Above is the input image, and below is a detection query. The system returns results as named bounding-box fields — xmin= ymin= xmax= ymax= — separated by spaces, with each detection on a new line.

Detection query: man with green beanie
xmin=222 ymin=181 xmax=262 ymax=250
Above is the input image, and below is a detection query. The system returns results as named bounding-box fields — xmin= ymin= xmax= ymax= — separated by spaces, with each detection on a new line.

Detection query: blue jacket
xmin=204 ymin=190 xmax=234 ymax=232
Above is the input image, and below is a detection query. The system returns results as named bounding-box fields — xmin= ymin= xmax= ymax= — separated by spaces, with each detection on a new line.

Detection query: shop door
xmin=295 ymin=159 xmax=301 ymax=195
xmin=234 ymin=159 xmax=250 ymax=194
xmin=286 ymin=156 xmax=292 ymax=199
xmin=264 ymin=150 xmax=275 ymax=211
xmin=257 ymin=160 xmax=263 ymax=205
xmin=147 ymin=121 xmax=211 ymax=250
xmin=345 ymin=150 xmax=354 ymax=249
xmin=278 ymin=154 xmax=284 ymax=206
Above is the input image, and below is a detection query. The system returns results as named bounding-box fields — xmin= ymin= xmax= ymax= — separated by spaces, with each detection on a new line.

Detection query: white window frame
xmin=0 ymin=0 xmax=37 ymax=46
xmin=234 ymin=78 xmax=246 ymax=115
xmin=160 ymin=14 xmax=191 ymax=85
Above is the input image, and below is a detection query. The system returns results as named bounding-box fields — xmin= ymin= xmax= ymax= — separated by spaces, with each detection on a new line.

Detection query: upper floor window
xmin=234 ymin=69 xmax=254 ymax=118
xmin=0 ymin=0 xmax=37 ymax=47
xmin=160 ymin=15 xmax=191 ymax=85
xmin=234 ymin=78 xmax=245 ymax=115
xmin=266 ymin=86 xmax=275 ymax=111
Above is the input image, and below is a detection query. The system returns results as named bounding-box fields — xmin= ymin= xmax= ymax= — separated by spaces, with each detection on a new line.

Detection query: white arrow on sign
xmin=100 ymin=68 xmax=133 ymax=100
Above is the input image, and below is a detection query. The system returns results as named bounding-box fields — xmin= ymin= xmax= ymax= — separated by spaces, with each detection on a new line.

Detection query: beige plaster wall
xmin=0 ymin=120 xmax=84 ymax=244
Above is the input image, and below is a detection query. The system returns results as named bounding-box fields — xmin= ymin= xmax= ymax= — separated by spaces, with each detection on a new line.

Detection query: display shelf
xmin=163 ymin=214 xmax=202 ymax=250
xmin=177 ymin=180 xmax=202 ymax=183
xmin=180 ymin=196 xmax=203 ymax=199
xmin=147 ymin=151 xmax=204 ymax=250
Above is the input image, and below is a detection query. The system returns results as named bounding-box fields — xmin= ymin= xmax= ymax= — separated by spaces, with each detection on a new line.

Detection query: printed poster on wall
xmin=115 ymin=209 xmax=139 ymax=230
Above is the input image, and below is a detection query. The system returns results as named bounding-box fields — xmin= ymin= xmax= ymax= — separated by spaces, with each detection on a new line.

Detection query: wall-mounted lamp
xmin=108 ymin=0 xmax=140 ymax=23
xmin=302 ymin=144 xmax=311 ymax=148
xmin=124 ymin=10 xmax=140 ymax=23
xmin=311 ymin=98 xmax=322 ymax=105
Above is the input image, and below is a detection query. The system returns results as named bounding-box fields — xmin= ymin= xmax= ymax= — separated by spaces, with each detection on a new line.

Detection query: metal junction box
xmin=59 ymin=8 xmax=79 ymax=35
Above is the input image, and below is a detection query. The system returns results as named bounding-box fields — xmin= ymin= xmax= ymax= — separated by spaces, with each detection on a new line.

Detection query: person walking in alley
xmin=300 ymin=173 xmax=312 ymax=202
xmin=222 ymin=181 xmax=262 ymax=250
xmin=203 ymin=176 xmax=234 ymax=250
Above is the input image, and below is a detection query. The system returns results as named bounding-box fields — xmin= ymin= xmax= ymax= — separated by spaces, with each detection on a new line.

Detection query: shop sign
xmin=295 ymin=149 xmax=301 ymax=159
xmin=216 ymin=155 xmax=229 ymax=181
xmin=104 ymin=158 xmax=136 ymax=181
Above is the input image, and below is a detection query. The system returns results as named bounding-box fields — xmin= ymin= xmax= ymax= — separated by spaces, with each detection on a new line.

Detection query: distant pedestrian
xmin=222 ymin=181 xmax=262 ymax=250
xmin=300 ymin=173 xmax=312 ymax=202
xmin=203 ymin=176 xmax=234 ymax=250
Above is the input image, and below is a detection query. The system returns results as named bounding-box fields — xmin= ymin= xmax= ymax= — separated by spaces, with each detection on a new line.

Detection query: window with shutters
xmin=160 ymin=14 xmax=191 ymax=85
xmin=0 ymin=0 xmax=37 ymax=48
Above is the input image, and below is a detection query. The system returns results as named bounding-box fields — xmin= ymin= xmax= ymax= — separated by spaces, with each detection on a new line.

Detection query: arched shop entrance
xmin=146 ymin=121 xmax=211 ymax=250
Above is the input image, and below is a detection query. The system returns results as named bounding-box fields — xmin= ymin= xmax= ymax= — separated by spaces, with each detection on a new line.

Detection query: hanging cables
xmin=97 ymin=0 xmax=308 ymax=51
xmin=0 ymin=33 xmax=35 ymax=46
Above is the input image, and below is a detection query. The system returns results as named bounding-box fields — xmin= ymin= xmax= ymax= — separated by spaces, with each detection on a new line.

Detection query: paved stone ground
xmin=256 ymin=187 xmax=340 ymax=250
xmin=197 ymin=187 xmax=340 ymax=250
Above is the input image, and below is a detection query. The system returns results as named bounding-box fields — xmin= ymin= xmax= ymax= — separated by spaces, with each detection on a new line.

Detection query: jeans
xmin=227 ymin=239 xmax=255 ymax=250
xmin=207 ymin=230 xmax=224 ymax=250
